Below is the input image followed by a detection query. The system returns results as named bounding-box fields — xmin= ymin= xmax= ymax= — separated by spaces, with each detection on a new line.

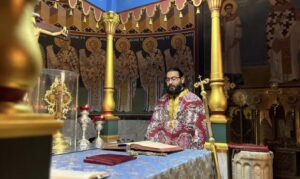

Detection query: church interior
xmin=1 ymin=0 xmax=300 ymax=178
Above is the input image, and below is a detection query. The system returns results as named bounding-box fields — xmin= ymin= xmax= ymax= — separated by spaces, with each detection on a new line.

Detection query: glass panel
xmin=28 ymin=69 xmax=79 ymax=154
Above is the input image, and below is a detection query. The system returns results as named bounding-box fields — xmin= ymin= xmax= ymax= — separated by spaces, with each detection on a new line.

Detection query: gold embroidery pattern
xmin=168 ymin=89 xmax=189 ymax=128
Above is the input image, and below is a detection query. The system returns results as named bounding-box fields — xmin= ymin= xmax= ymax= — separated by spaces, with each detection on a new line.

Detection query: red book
xmin=83 ymin=154 xmax=136 ymax=166
xmin=229 ymin=143 xmax=269 ymax=152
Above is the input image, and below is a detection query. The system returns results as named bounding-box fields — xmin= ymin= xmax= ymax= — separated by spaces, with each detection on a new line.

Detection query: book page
xmin=131 ymin=141 xmax=180 ymax=149
xmin=103 ymin=140 xmax=183 ymax=152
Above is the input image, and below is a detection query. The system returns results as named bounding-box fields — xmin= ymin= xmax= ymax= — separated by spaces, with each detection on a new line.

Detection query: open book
xmin=103 ymin=141 xmax=183 ymax=153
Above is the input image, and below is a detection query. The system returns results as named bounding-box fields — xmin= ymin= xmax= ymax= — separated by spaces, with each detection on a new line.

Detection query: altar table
xmin=51 ymin=149 xmax=212 ymax=179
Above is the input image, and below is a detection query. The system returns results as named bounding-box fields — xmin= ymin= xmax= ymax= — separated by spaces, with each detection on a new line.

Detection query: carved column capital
xmin=206 ymin=0 xmax=223 ymax=12
xmin=102 ymin=11 xmax=120 ymax=35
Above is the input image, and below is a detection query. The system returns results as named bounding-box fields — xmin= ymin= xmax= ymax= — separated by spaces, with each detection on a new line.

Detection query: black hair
xmin=166 ymin=67 xmax=184 ymax=78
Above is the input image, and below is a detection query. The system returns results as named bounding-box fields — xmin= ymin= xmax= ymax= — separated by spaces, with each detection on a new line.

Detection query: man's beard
xmin=166 ymin=84 xmax=184 ymax=96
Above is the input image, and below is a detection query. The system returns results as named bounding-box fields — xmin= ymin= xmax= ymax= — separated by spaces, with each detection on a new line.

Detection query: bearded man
xmin=145 ymin=68 xmax=207 ymax=149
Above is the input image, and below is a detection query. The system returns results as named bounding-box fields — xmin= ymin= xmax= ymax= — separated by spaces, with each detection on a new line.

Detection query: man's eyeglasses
xmin=165 ymin=76 xmax=180 ymax=82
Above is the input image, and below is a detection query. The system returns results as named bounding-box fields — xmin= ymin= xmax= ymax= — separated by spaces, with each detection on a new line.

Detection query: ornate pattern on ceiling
xmin=35 ymin=0 xmax=203 ymax=33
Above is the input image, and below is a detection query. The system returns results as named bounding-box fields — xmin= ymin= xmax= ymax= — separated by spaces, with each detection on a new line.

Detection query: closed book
xmin=83 ymin=154 xmax=136 ymax=166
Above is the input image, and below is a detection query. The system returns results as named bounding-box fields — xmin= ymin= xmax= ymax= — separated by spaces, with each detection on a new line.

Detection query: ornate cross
xmin=44 ymin=77 xmax=72 ymax=120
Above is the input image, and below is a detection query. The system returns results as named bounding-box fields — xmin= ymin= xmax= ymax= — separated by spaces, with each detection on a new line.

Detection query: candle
xmin=61 ymin=71 xmax=65 ymax=83
xmin=80 ymin=104 xmax=90 ymax=111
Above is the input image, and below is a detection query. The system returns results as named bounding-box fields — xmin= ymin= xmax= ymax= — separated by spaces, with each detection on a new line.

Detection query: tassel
xmin=164 ymin=15 xmax=167 ymax=22
xmin=196 ymin=7 xmax=200 ymax=14
xmin=136 ymin=22 xmax=139 ymax=28
xmin=96 ymin=22 xmax=99 ymax=28
xmin=32 ymin=17 xmax=36 ymax=23
xmin=123 ymin=25 xmax=126 ymax=31
xmin=149 ymin=18 xmax=153 ymax=25
xmin=69 ymin=9 xmax=73 ymax=16
xmin=54 ymin=2 xmax=58 ymax=8
xmin=83 ymin=16 xmax=87 ymax=22
xmin=179 ymin=11 xmax=183 ymax=18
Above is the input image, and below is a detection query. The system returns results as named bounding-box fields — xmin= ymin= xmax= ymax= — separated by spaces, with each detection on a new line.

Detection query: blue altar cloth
xmin=51 ymin=149 xmax=212 ymax=179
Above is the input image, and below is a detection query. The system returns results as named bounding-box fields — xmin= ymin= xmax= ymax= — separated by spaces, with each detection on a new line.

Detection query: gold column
xmin=206 ymin=0 xmax=227 ymax=123
xmin=101 ymin=11 xmax=119 ymax=120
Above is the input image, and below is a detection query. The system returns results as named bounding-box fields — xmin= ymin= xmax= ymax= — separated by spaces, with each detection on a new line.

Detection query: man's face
xmin=146 ymin=41 xmax=154 ymax=52
xmin=62 ymin=40 xmax=69 ymax=49
xmin=90 ymin=41 xmax=98 ymax=51
xmin=120 ymin=42 xmax=127 ymax=52
xmin=165 ymin=71 xmax=184 ymax=95
xmin=225 ymin=4 xmax=233 ymax=15
xmin=175 ymin=39 xmax=182 ymax=49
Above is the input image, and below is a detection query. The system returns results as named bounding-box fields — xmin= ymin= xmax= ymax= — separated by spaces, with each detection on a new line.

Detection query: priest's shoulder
xmin=158 ymin=94 xmax=170 ymax=102
xmin=183 ymin=91 xmax=202 ymax=102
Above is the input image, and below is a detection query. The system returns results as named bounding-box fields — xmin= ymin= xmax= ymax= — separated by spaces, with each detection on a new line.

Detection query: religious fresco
xmin=114 ymin=37 xmax=139 ymax=112
xmin=79 ymin=37 xmax=106 ymax=112
xmin=121 ymin=32 xmax=196 ymax=112
xmin=196 ymin=0 xmax=300 ymax=153
xmin=266 ymin=0 xmax=300 ymax=83
xmin=221 ymin=0 xmax=243 ymax=85
xmin=35 ymin=0 xmax=198 ymax=113
xmin=40 ymin=34 xmax=107 ymax=111
xmin=201 ymin=0 xmax=300 ymax=87
xmin=39 ymin=30 xmax=195 ymax=112
xmin=136 ymin=37 xmax=165 ymax=112
xmin=46 ymin=37 xmax=79 ymax=73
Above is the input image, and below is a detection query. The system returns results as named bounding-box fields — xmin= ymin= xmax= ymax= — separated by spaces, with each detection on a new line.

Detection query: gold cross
xmin=44 ymin=77 xmax=72 ymax=120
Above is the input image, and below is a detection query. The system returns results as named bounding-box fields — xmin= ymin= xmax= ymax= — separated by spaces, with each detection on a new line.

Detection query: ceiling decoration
xmin=35 ymin=0 xmax=204 ymax=33
xmin=87 ymin=0 xmax=161 ymax=13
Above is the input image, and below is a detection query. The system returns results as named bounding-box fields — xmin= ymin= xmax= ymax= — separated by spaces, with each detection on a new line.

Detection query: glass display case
xmin=27 ymin=69 xmax=79 ymax=154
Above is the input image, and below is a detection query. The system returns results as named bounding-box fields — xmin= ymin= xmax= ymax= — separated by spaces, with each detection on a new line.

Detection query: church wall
xmin=242 ymin=65 xmax=270 ymax=86
xmin=200 ymin=0 xmax=300 ymax=86
xmin=198 ymin=1 xmax=300 ymax=177
xmin=39 ymin=29 xmax=196 ymax=112
xmin=32 ymin=0 xmax=300 ymax=177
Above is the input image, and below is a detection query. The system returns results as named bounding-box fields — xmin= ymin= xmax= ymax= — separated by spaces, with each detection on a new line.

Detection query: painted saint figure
xmin=114 ymin=38 xmax=138 ymax=112
xmin=46 ymin=37 xmax=79 ymax=74
xmin=266 ymin=0 xmax=299 ymax=83
xmin=269 ymin=98 xmax=286 ymax=139
xmin=79 ymin=37 xmax=106 ymax=112
xmin=136 ymin=37 xmax=165 ymax=112
xmin=164 ymin=33 xmax=195 ymax=89
xmin=289 ymin=9 xmax=300 ymax=81
xmin=221 ymin=0 xmax=243 ymax=84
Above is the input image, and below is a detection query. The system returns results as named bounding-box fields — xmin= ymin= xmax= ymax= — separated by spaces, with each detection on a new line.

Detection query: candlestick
xmin=78 ymin=104 xmax=91 ymax=150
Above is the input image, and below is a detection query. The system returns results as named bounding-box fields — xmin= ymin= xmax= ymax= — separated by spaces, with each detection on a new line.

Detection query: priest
xmin=145 ymin=68 xmax=207 ymax=149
